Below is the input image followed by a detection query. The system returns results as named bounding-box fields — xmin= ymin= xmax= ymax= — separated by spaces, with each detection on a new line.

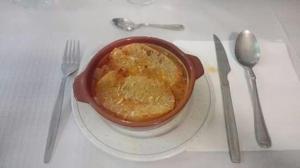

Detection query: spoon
xmin=235 ymin=30 xmax=272 ymax=148
xmin=112 ymin=18 xmax=184 ymax=31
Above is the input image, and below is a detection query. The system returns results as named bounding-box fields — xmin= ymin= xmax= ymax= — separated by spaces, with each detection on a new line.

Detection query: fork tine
xmin=63 ymin=40 xmax=69 ymax=62
xmin=71 ymin=40 xmax=77 ymax=63
xmin=69 ymin=40 xmax=74 ymax=63
xmin=68 ymin=40 xmax=73 ymax=63
xmin=75 ymin=40 xmax=80 ymax=63
xmin=67 ymin=40 xmax=71 ymax=63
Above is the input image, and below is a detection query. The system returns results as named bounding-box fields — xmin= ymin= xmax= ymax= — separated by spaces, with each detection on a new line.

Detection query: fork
xmin=44 ymin=40 xmax=80 ymax=163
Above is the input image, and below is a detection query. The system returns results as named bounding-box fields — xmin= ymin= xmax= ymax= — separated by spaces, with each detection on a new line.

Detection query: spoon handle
xmin=145 ymin=24 xmax=184 ymax=31
xmin=247 ymin=68 xmax=272 ymax=148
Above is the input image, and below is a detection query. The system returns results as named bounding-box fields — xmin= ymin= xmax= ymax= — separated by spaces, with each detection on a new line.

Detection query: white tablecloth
xmin=1 ymin=0 xmax=300 ymax=167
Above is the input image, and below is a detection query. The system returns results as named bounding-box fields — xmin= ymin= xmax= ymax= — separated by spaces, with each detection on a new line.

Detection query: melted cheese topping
xmin=93 ymin=43 xmax=187 ymax=122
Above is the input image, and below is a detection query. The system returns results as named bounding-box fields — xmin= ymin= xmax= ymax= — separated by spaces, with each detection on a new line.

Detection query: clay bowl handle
xmin=73 ymin=71 xmax=90 ymax=103
xmin=186 ymin=54 xmax=204 ymax=79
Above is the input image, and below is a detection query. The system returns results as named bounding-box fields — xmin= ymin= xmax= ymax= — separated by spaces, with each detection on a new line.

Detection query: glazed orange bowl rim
xmin=73 ymin=36 xmax=204 ymax=127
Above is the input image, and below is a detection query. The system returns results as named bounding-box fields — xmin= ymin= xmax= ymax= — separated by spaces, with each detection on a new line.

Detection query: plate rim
xmin=71 ymin=73 xmax=214 ymax=161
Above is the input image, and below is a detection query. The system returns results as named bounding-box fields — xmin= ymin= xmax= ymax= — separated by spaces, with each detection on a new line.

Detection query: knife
xmin=213 ymin=34 xmax=241 ymax=163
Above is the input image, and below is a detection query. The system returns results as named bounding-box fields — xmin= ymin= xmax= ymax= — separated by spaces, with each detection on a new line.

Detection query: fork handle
xmin=44 ymin=76 xmax=67 ymax=163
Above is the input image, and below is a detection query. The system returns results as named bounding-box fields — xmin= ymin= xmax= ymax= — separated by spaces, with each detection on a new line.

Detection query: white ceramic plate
xmin=71 ymin=46 xmax=215 ymax=161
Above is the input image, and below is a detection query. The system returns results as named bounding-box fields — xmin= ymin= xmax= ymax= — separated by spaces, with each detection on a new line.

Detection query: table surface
xmin=1 ymin=0 xmax=300 ymax=167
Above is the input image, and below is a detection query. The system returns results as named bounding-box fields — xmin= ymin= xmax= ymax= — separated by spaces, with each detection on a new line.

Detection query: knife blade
xmin=213 ymin=34 xmax=241 ymax=163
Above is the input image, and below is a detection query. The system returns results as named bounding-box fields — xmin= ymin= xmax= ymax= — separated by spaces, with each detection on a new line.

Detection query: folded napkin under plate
xmin=176 ymin=40 xmax=300 ymax=152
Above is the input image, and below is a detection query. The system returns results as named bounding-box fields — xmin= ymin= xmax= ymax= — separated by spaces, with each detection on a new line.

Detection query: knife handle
xmin=221 ymin=84 xmax=241 ymax=163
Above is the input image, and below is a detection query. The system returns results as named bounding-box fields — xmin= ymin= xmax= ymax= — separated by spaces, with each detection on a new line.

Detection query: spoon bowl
xmin=235 ymin=30 xmax=261 ymax=67
xmin=112 ymin=18 xmax=141 ymax=31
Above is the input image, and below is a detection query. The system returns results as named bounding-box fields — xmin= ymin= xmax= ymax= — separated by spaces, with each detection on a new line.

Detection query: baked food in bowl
xmin=73 ymin=37 xmax=204 ymax=127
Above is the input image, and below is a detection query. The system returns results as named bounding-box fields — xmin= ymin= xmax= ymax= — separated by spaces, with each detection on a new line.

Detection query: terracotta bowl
xmin=73 ymin=36 xmax=204 ymax=128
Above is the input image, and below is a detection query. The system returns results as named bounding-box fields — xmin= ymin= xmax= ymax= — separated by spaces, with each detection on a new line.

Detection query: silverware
xmin=112 ymin=18 xmax=185 ymax=31
xmin=213 ymin=34 xmax=241 ymax=163
xmin=235 ymin=30 xmax=271 ymax=148
xmin=44 ymin=40 xmax=80 ymax=163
